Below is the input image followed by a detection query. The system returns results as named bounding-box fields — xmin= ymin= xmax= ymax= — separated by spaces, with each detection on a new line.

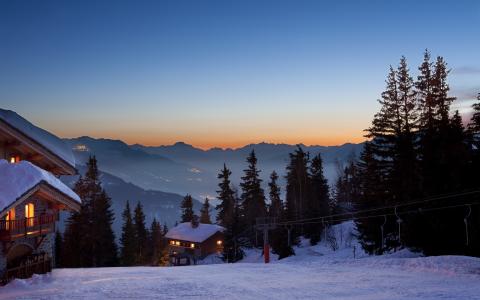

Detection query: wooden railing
xmin=1 ymin=253 xmax=52 ymax=286
xmin=0 ymin=214 xmax=58 ymax=241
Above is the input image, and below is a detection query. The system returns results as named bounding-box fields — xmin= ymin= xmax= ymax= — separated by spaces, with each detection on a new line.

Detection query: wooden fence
xmin=1 ymin=253 xmax=52 ymax=286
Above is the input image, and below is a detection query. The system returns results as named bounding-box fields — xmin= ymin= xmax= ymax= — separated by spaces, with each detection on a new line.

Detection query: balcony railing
xmin=0 ymin=214 xmax=58 ymax=241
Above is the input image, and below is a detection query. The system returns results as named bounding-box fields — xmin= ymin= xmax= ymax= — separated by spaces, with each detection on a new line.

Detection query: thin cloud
xmin=452 ymin=87 xmax=480 ymax=102
xmin=452 ymin=66 xmax=480 ymax=75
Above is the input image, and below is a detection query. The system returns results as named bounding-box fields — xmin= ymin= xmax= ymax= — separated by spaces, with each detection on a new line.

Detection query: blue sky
xmin=1 ymin=0 xmax=479 ymax=148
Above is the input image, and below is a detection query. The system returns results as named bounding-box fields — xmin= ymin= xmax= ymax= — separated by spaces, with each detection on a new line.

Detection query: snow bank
xmin=165 ymin=222 xmax=225 ymax=243
xmin=2 ymin=255 xmax=480 ymax=300
xmin=0 ymin=109 xmax=75 ymax=168
xmin=0 ymin=160 xmax=80 ymax=213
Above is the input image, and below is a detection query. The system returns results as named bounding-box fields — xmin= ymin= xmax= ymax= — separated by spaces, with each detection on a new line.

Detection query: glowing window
xmin=175 ymin=241 xmax=180 ymax=246
xmin=5 ymin=208 xmax=15 ymax=230
xmin=216 ymin=240 xmax=223 ymax=245
xmin=25 ymin=203 xmax=34 ymax=227
xmin=9 ymin=156 xmax=20 ymax=163
xmin=190 ymin=243 xmax=195 ymax=248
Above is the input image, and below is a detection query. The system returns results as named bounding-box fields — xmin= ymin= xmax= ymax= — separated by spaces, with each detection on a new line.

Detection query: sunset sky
xmin=1 ymin=0 xmax=479 ymax=149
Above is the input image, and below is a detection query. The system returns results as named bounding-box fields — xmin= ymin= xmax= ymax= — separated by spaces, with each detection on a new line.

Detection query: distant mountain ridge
xmin=61 ymin=165 xmax=202 ymax=237
xmin=65 ymin=137 xmax=365 ymax=200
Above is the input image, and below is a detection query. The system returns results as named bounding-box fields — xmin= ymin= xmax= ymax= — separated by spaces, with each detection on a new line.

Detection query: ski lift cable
xmin=278 ymin=190 xmax=480 ymax=225
xmin=276 ymin=202 xmax=479 ymax=227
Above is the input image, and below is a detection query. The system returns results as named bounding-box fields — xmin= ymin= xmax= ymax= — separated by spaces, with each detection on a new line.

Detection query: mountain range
xmin=64 ymin=137 xmax=364 ymax=200
xmin=59 ymin=137 xmax=364 ymax=236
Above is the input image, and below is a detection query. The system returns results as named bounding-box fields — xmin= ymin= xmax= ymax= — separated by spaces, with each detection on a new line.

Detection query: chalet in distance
xmin=165 ymin=220 xmax=224 ymax=265
xmin=0 ymin=109 xmax=81 ymax=284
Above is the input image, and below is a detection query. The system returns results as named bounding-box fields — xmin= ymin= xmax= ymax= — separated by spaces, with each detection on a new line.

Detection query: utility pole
xmin=255 ymin=217 xmax=276 ymax=264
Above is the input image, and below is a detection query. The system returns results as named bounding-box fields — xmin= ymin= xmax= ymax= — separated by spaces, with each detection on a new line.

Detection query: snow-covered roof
xmin=165 ymin=222 xmax=225 ymax=243
xmin=0 ymin=159 xmax=81 ymax=213
xmin=0 ymin=109 xmax=75 ymax=168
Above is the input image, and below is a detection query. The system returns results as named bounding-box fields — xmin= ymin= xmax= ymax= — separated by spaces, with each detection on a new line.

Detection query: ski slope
xmin=2 ymin=222 xmax=480 ymax=299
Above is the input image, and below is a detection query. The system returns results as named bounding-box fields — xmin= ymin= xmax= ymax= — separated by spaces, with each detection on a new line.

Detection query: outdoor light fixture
xmin=217 ymin=240 xmax=222 ymax=245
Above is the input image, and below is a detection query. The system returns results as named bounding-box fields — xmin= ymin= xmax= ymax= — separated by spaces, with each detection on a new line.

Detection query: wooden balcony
xmin=0 ymin=214 xmax=58 ymax=241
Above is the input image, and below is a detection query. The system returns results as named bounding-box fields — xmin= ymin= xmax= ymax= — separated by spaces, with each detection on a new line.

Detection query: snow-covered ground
xmin=2 ymin=222 xmax=480 ymax=300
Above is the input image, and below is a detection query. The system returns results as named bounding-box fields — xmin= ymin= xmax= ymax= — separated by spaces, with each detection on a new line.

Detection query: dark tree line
xmin=215 ymin=149 xmax=331 ymax=261
xmin=337 ymin=51 xmax=480 ymax=256
xmin=60 ymin=156 xmax=118 ymax=268
xmin=56 ymin=156 xmax=169 ymax=268
xmin=119 ymin=201 xmax=167 ymax=266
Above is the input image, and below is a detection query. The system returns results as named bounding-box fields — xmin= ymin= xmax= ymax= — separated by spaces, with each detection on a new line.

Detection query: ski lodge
xmin=165 ymin=221 xmax=224 ymax=265
xmin=0 ymin=109 xmax=81 ymax=284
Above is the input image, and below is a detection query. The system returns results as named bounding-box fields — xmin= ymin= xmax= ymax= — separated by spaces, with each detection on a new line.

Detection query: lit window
xmin=175 ymin=241 xmax=180 ymax=246
xmin=25 ymin=203 xmax=34 ymax=227
xmin=216 ymin=240 xmax=223 ymax=245
xmin=5 ymin=208 xmax=15 ymax=230
xmin=9 ymin=156 xmax=20 ymax=163
xmin=190 ymin=243 xmax=195 ymax=248
xmin=170 ymin=240 xmax=175 ymax=245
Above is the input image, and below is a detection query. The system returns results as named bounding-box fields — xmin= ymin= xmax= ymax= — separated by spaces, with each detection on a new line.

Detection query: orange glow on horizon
xmin=62 ymin=132 xmax=367 ymax=150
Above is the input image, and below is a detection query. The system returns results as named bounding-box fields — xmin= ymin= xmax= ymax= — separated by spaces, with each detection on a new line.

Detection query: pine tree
xmin=355 ymin=143 xmax=394 ymax=254
xmin=469 ymin=93 xmax=480 ymax=189
xmin=149 ymin=218 xmax=163 ymax=265
xmin=54 ymin=230 xmax=63 ymax=268
xmin=470 ymin=93 xmax=480 ymax=137
xmin=180 ymin=194 xmax=195 ymax=223
xmin=63 ymin=156 xmax=118 ymax=267
xmin=267 ymin=171 xmax=294 ymax=259
xmin=200 ymin=198 xmax=212 ymax=224
xmin=416 ymin=50 xmax=436 ymax=131
xmin=306 ymin=153 xmax=330 ymax=245
xmin=215 ymin=164 xmax=244 ymax=262
xmin=268 ymin=171 xmax=282 ymax=219
xmin=358 ymin=58 xmax=420 ymax=254
xmin=222 ymin=190 xmax=245 ymax=262
xmin=284 ymin=146 xmax=310 ymax=243
xmin=62 ymin=210 xmax=82 ymax=267
xmin=133 ymin=202 xmax=148 ymax=265
xmin=120 ymin=201 xmax=136 ymax=266
xmin=216 ymin=164 xmax=235 ymax=227
xmin=163 ymin=222 xmax=169 ymax=236
xmin=93 ymin=190 xmax=118 ymax=267
xmin=332 ymin=160 xmax=360 ymax=214
xmin=240 ymin=150 xmax=267 ymax=244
